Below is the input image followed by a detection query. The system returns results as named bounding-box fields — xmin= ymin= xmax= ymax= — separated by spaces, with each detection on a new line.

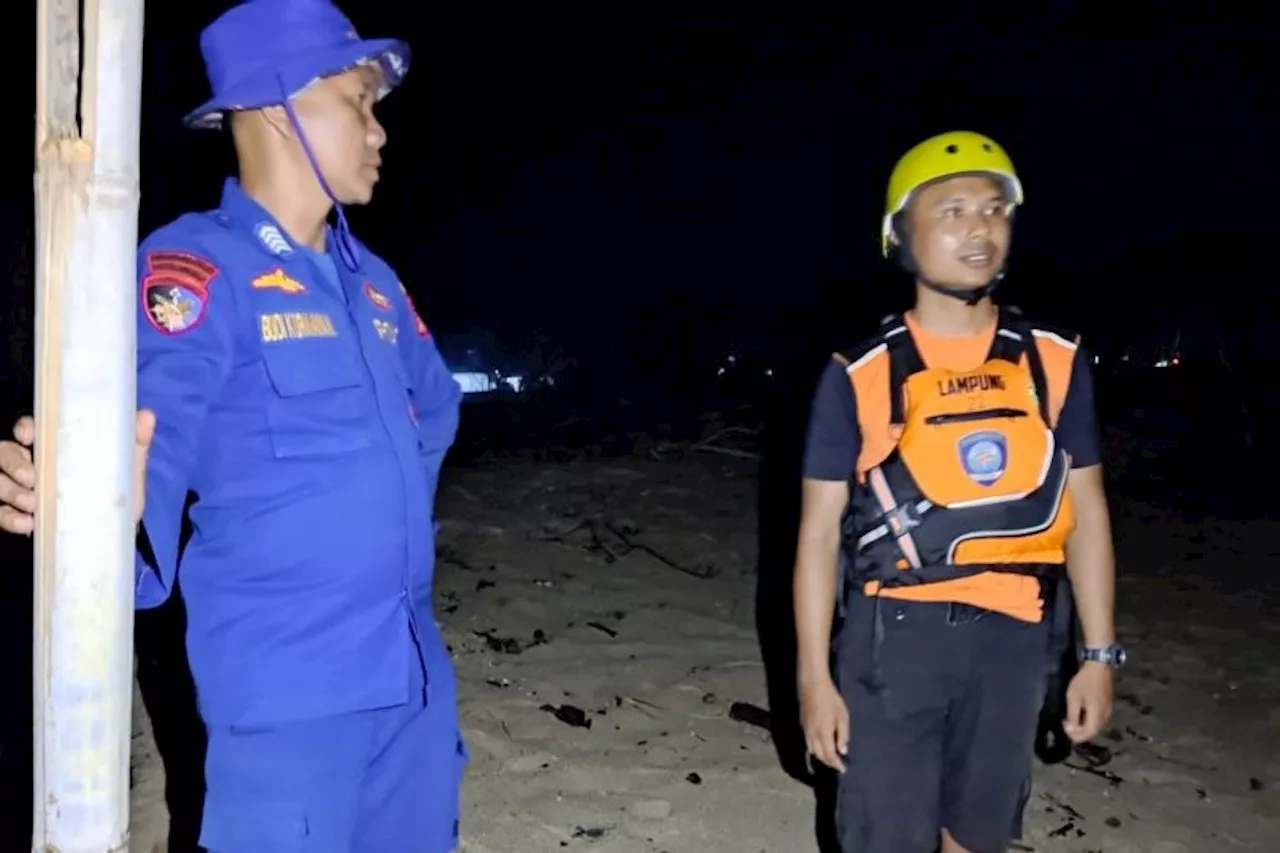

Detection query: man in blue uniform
xmin=0 ymin=1 xmax=466 ymax=850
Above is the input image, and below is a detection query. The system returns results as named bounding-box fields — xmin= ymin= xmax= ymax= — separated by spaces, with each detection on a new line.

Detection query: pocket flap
xmin=262 ymin=341 xmax=365 ymax=398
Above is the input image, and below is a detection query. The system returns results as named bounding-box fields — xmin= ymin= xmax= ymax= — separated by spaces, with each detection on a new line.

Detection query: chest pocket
xmin=897 ymin=359 xmax=1053 ymax=507
xmin=259 ymin=330 xmax=376 ymax=459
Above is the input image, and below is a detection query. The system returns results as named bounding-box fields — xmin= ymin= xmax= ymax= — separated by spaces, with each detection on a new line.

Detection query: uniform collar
xmin=217 ymin=178 xmax=357 ymax=270
xmin=216 ymin=179 xmax=300 ymax=261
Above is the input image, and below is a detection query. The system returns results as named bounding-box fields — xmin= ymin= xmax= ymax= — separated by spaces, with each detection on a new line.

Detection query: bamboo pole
xmin=32 ymin=0 xmax=145 ymax=850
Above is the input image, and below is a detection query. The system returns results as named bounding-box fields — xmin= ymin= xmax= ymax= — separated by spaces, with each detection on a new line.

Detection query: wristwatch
xmin=1078 ymin=643 xmax=1127 ymax=668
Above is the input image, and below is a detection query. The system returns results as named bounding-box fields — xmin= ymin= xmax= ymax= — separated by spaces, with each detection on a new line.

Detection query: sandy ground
xmin=127 ymin=453 xmax=1280 ymax=852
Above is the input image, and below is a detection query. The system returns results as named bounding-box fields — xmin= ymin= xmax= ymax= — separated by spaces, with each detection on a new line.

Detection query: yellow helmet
xmin=881 ymin=131 xmax=1024 ymax=257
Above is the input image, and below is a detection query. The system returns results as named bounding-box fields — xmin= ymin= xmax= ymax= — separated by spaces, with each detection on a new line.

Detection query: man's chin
xmin=337 ymin=185 xmax=376 ymax=207
xmin=942 ymin=269 xmax=998 ymax=290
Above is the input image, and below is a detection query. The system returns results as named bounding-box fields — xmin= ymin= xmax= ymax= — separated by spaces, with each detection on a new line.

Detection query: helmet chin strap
xmin=891 ymin=215 xmax=1005 ymax=306
xmin=918 ymin=270 xmax=1004 ymax=305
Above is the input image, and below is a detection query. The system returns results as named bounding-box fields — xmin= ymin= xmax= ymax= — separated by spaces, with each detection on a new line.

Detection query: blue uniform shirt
xmin=135 ymin=179 xmax=462 ymax=726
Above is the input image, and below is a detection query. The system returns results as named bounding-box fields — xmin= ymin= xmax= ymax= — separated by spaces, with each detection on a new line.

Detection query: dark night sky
xmin=8 ymin=4 xmax=1280 ymax=375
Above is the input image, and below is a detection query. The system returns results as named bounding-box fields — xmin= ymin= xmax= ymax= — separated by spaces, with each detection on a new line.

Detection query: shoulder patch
xmin=141 ymin=250 xmax=219 ymax=335
xmin=398 ymin=281 xmax=430 ymax=338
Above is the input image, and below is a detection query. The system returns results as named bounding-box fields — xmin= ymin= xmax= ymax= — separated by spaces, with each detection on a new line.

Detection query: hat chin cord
xmin=276 ymin=74 xmax=362 ymax=272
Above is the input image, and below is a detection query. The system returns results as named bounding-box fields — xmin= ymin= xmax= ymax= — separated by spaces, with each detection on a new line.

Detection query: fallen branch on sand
xmin=646 ymin=420 xmax=764 ymax=461
xmin=605 ymin=521 xmax=721 ymax=579
xmin=690 ymin=443 xmax=761 ymax=460
xmin=700 ymin=424 xmax=760 ymax=443
xmin=652 ymin=440 xmax=762 ymax=461
xmin=1062 ymin=760 xmax=1124 ymax=786
xmin=615 ymin=695 xmax=663 ymax=718
xmin=538 ymin=518 xmax=720 ymax=579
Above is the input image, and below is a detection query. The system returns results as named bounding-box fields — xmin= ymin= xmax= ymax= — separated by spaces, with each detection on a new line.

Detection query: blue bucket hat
xmin=184 ymin=0 xmax=410 ymax=130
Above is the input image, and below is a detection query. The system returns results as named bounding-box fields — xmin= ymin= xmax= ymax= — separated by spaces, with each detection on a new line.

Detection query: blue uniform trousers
xmin=198 ymin=654 xmax=465 ymax=853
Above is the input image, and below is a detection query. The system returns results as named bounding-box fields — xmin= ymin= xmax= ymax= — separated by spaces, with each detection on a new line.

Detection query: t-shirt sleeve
xmin=1054 ymin=346 xmax=1103 ymax=469
xmin=802 ymin=358 xmax=862 ymax=481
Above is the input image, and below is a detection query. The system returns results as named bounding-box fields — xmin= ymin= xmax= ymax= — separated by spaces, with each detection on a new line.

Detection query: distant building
xmin=435 ymin=336 xmax=527 ymax=397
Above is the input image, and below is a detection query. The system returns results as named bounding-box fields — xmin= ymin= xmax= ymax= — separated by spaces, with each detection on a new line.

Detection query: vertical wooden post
xmin=32 ymin=0 xmax=145 ymax=849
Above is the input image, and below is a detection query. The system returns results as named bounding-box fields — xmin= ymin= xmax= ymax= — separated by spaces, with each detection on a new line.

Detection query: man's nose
xmin=368 ymin=117 xmax=387 ymax=150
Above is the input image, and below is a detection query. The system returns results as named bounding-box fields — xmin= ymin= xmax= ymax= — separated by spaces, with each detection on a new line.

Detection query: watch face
xmin=1080 ymin=645 xmax=1126 ymax=667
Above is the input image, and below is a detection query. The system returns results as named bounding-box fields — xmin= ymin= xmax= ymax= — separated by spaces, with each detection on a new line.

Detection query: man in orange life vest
xmin=793 ymin=131 xmax=1122 ymax=853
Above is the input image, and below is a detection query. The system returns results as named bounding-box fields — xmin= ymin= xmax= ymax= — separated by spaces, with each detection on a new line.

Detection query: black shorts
xmin=833 ymin=594 xmax=1051 ymax=853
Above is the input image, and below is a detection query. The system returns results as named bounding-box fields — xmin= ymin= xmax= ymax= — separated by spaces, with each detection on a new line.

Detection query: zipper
xmin=925 ymin=407 xmax=1028 ymax=425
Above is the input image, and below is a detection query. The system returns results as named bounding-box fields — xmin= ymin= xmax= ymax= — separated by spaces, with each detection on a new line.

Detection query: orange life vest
xmin=840 ymin=309 xmax=1074 ymax=589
